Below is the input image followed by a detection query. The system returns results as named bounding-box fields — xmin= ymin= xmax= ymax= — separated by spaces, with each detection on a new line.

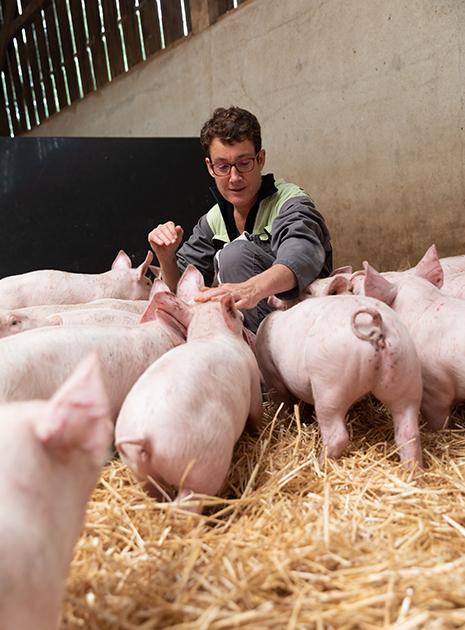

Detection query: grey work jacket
xmin=176 ymin=174 xmax=333 ymax=299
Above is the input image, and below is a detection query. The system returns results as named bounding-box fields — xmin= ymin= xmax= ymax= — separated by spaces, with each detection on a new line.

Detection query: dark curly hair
xmin=200 ymin=106 xmax=262 ymax=157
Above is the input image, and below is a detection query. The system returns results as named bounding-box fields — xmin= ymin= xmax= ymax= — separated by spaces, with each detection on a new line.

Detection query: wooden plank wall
xmin=0 ymin=0 xmax=247 ymax=136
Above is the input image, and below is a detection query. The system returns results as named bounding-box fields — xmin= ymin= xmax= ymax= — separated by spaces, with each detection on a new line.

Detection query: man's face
xmin=206 ymin=138 xmax=265 ymax=213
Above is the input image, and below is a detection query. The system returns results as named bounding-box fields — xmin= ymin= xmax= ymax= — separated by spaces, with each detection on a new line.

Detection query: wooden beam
xmin=188 ymin=0 xmax=210 ymax=33
xmin=43 ymin=2 xmax=68 ymax=110
xmin=54 ymin=0 xmax=80 ymax=103
xmin=1 ymin=54 xmax=18 ymax=134
xmin=34 ymin=7 xmax=58 ymax=116
xmin=6 ymin=0 xmax=49 ymax=40
xmin=69 ymin=0 xmax=95 ymax=96
xmin=139 ymin=0 xmax=162 ymax=58
xmin=85 ymin=0 xmax=109 ymax=88
xmin=187 ymin=0 xmax=233 ymax=35
xmin=159 ymin=0 xmax=184 ymax=47
xmin=101 ymin=1 xmax=124 ymax=78
xmin=5 ymin=50 xmax=28 ymax=132
xmin=119 ymin=0 xmax=142 ymax=70
xmin=1 ymin=0 xmax=50 ymax=74
xmin=15 ymin=22 xmax=37 ymax=125
xmin=207 ymin=0 xmax=234 ymax=25
xmin=24 ymin=22 xmax=46 ymax=122
xmin=0 ymin=0 xmax=18 ymax=73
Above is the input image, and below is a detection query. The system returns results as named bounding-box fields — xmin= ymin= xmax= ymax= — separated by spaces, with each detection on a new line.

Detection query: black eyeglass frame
xmin=208 ymin=152 xmax=261 ymax=177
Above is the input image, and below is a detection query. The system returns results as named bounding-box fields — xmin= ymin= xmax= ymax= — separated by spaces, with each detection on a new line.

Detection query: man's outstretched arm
xmin=195 ymin=263 xmax=296 ymax=309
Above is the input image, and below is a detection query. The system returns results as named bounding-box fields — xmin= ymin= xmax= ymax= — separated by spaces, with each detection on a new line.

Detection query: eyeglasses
xmin=210 ymin=153 xmax=260 ymax=177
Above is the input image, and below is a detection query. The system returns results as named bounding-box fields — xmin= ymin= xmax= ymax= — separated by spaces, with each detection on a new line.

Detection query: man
xmin=148 ymin=106 xmax=332 ymax=332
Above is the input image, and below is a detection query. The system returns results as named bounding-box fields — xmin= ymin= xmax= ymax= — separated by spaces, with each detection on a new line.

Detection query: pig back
xmin=256 ymin=295 xmax=419 ymax=402
xmin=0 ymin=268 xmax=151 ymax=309
xmin=115 ymin=335 xmax=256 ymax=494
xmin=0 ymin=322 xmax=177 ymax=417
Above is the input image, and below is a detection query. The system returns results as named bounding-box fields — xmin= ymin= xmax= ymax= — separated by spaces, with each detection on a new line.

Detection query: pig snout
xmin=350 ymin=307 xmax=386 ymax=350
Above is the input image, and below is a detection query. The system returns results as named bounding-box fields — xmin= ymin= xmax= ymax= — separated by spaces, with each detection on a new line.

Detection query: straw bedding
xmin=61 ymin=399 xmax=465 ymax=629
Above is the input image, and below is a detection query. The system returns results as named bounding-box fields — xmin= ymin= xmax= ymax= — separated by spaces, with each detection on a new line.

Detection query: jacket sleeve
xmin=176 ymin=214 xmax=218 ymax=287
xmin=270 ymin=196 xmax=333 ymax=299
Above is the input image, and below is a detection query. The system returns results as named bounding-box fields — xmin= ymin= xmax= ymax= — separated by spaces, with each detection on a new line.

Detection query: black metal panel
xmin=0 ymin=137 xmax=212 ymax=278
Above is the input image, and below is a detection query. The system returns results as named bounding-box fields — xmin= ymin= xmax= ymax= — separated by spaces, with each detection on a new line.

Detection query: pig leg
xmin=418 ymin=376 xmax=454 ymax=431
xmin=259 ymin=356 xmax=296 ymax=407
xmin=420 ymin=382 xmax=453 ymax=431
xmin=382 ymin=400 xmax=423 ymax=469
xmin=420 ymin=397 xmax=451 ymax=431
xmin=143 ymin=478 xmax=168 ymax=502
xmin=246 ymin=370 xmax=264 ymax=432
xmin=314 ymin=400 xmax=350 ymax=461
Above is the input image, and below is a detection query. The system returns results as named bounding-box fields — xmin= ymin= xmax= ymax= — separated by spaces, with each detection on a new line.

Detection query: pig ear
xmin=153 ymin=310 xmax=187 ymax=344
xmin=220 ymin=294 xmax=242 ymax=332
xmin=330 ymin=265 xmax=353 ymax=276
xmin=140 ymin=291 xmax=191 ymax=328
xmin=35 ymin=353 xmax=113 ymax=464
xmin=362 ymin=261 xmax=397 ymax=305
xmin=149 ymin=264 xmax=161 ymax=279
xmin=242 ymin=326 xmax=257 ymax=353
xmin=326 ymin=275 xmax=351 ymax=295
xmin=111 ymin=250 xmax=132 ymax=270
xmin=148 ymin=278 xmax=171 ymax=299
xmin=267 ymin=295 xmax=286 ymax=310
xmin=136 ymin=251 xmax=154 ymax=281
xmin=349 ymin=270 xmax=366 ymax=294
xmin=176 ymin=264 xmax=205 ymax=302
xmin=414 ymin=244 xmax=444 ymax=288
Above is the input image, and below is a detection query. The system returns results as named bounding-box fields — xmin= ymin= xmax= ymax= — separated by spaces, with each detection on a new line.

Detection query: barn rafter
xmin=0 ymin=0 xmax=246 ymax=137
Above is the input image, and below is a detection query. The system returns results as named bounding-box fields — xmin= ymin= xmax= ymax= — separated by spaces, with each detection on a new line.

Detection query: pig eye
xmin=10 ymin=320 xmax=19 ymax=326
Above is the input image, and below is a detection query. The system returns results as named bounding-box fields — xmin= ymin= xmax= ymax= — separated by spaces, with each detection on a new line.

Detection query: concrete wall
xmin=28 ymin=0 xmax=465 ymax=270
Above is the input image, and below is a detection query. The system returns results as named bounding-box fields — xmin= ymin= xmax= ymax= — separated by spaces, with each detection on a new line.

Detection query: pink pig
xmin=256 ymin=294 xmax=423 ymax=468
xmin=0 ymin=250 xmax=154 ymax=308
xmin=9 ymin=296 xmax=149 ymax=319
xmin=0 ymin=353 xmax=113 ymax=630
xmin=0 ymin=298 xmax=150 ymax=338
xmin=46 ymin=307 xmax=140 ymax=327
xmin=365 ymin=245 xmax=465 ymax=301
xmin=115 ymin=266 xmax=263 ymax=509
xmin=268 ymin=266 xmax=356 ymax=311
xmin=440 ymin=271 xmax=465 ymax=300
xmin=408 ymin=247 xmax=465 ymax=300
xmin=360 ymin=255 xmax=465 ymax=431
xmin=0 ymin=304 xmax=185 ymax=418
xmin=0 ymin=308 xmax=61 ymax=338
xmin=436 ymin=254 xmax=465 ymax=276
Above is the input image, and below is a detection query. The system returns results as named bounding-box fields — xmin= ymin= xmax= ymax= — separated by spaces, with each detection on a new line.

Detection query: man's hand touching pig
xmin=195 ymin=264 xmax=297 ymax=310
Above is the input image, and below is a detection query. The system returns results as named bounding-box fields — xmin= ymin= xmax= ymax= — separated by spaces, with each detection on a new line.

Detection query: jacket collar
xmin=209 ymin=174 xmax=278 ymax=241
